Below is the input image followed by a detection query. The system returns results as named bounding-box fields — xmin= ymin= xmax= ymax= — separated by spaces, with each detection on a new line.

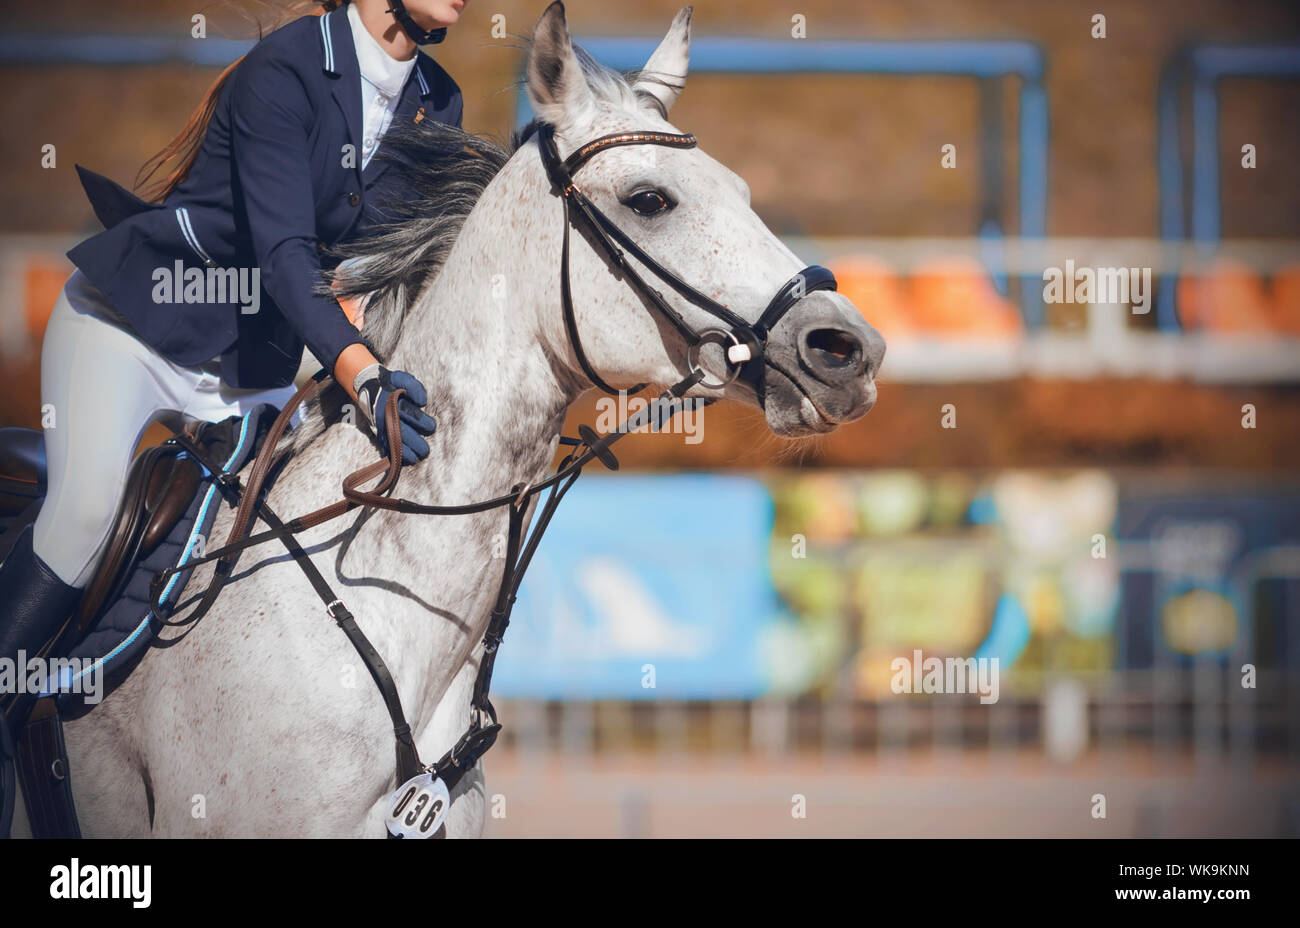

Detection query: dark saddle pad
xmin=0 ymin=404 xmax=279 ymax=713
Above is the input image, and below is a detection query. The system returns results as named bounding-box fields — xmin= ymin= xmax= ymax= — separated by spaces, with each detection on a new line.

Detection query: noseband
xmin=535 ymin=122 xmax=837 ymax=394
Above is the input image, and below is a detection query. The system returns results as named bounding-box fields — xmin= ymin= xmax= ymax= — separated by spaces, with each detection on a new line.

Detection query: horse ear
xmin=633 ymin=6 xmax=693 ymax=118
xmin=526 ymin=1 xmax=595 ymax=131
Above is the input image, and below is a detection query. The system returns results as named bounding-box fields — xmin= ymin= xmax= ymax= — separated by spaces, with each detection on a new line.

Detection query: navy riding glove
xmin=354 ymin=364 xmax=437 ymax=464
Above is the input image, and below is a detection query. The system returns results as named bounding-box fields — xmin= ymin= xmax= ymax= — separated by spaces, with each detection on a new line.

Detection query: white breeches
xmin=32 ymin=270 xmax=297 ymax=587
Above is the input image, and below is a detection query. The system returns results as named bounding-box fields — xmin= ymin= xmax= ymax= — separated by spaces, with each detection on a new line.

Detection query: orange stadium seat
xmin=24 ymin=257 xmax=71 ymax=343
xmin=827 ymin=256 xmax=916 ymax=339
xmin=1176 ymin=259 xmax=1273 ymax=333
xmin=1268 ymin=262 xmax=1300 ymax=335
xmin=907 ymin=256 xmax=1023 ymax=335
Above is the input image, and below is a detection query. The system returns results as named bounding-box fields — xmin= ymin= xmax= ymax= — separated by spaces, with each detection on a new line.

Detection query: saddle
xmin=0 ymin=426 xmax=198 ymax=618
xmin=0 ymin=408 xmax=278 ymax=704
xmin=0 ymin=407 xmax=277 ymax=838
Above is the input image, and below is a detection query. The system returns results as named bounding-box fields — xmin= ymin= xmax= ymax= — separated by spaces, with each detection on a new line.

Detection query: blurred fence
xmin=7 ymin=235 xmax=1300 ymax=382
xmin=485 ymin=686 xmax=1296 ymax=838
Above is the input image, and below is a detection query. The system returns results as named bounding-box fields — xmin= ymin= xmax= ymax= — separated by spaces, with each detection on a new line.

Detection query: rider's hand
xmin=353 ymin=364 xmax=437 ymax=464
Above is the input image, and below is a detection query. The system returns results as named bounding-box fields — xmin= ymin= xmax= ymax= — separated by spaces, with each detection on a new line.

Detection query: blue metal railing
xmin=1156 ymin=43 xmax=1300 ymax=330
xmin=0 ymin=34 xmax=252 ymax=67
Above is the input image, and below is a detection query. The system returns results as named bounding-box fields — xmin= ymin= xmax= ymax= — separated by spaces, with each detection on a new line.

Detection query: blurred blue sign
xmin=493 ymin=474 xmax=782 ymax=699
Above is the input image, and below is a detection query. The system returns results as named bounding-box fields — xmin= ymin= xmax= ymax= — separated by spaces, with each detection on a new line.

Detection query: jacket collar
xmin=321 ymin=3 xmax=446 ymax=195
xmin=320 ymin=4 xmax=364 ymax=189
xmin=318 ymin=5 xmax=347 ymax=78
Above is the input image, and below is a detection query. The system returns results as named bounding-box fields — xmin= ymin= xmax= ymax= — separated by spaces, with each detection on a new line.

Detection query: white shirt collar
xmin=347 ymin=1 xmax=417 ymax=99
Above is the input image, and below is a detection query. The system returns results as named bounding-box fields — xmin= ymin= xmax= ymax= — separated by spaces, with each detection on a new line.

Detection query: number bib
xmin=385 ymin=772 xmax=451 ymax=839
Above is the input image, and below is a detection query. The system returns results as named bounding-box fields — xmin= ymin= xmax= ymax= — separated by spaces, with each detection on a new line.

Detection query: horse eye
xmin=623 ymin=189 xmax=674 ymax=216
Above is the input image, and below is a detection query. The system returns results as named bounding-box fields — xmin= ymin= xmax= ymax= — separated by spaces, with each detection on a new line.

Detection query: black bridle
xmin=143 ymin=121 xmax=839 ymax=837
xmin=534 ymin=122 xmax=837 ymax=395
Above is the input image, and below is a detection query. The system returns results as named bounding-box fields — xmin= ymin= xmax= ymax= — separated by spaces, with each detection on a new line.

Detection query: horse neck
xmin=380 ymin=181 xmax=580 ymax=517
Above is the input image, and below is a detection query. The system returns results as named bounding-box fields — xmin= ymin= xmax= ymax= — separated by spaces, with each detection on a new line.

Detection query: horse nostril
xmin=805 ymin=328 xmax=861 ymax=369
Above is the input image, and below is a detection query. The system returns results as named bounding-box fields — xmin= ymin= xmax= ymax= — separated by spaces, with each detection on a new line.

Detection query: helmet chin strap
xmin=385 ymin=0 xmax=447 ymax=45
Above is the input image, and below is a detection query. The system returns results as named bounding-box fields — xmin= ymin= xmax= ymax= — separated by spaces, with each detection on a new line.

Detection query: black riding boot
xmin=0 ymin=525 xmax=81 ymax=669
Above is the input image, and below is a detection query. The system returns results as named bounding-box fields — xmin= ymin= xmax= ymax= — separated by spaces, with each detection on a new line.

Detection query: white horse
xmin=20 ymin=2 xmax=883 ymax=837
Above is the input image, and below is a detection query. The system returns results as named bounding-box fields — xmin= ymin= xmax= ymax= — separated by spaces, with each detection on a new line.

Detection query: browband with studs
xmin=562 ymin=131 xmax=698 ymax=177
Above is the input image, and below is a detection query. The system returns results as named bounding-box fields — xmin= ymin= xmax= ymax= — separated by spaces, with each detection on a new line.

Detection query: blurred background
xmin=1 ymin=0 xmax=1298 ymax=836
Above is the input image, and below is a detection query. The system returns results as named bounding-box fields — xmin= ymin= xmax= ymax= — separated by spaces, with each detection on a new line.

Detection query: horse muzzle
xmin=753 ymin=292 xmax=885 ymax=436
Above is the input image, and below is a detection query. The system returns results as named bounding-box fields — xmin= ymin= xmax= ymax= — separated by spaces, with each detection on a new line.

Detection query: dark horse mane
xmin=285 ymin=118 xmax=529 ymax=453
xmin=326 ymin=40 xmax=677 ymax=361
xmin=323 ymin=119 xmax=527 ymax=361
xmin=283 ymin=44 xmax=682 ymax=452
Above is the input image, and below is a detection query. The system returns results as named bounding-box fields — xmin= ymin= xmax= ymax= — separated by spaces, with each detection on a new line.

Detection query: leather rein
xmin=145 ymin=121 xmax=838 ymax=832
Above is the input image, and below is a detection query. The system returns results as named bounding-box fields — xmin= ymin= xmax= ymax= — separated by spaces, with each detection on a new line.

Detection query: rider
xmin=0 ymin=0 xmax=457 ymax=671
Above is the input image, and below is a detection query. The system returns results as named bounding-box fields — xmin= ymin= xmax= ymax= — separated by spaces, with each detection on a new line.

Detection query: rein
xmin=150 ymin=369 xmax=704 ymax=814
xmin=145 ymin=119 xmax=838 ymax=837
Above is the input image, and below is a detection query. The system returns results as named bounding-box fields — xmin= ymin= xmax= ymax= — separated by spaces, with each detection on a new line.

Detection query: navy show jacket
xmin=67 ymin=3 xmax=463 ymax=389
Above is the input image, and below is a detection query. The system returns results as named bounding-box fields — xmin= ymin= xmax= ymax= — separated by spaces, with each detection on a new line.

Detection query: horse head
xmin=521 ymin=2 xmax=885 ymax=436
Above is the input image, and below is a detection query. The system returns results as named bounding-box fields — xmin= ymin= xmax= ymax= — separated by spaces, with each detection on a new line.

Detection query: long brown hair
xmin=134 ymin=1 xmax=341 ymax=202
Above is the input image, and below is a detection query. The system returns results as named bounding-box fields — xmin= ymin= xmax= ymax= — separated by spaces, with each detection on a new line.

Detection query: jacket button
xmin=347 ymin=192 xmax=361 ymax=207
